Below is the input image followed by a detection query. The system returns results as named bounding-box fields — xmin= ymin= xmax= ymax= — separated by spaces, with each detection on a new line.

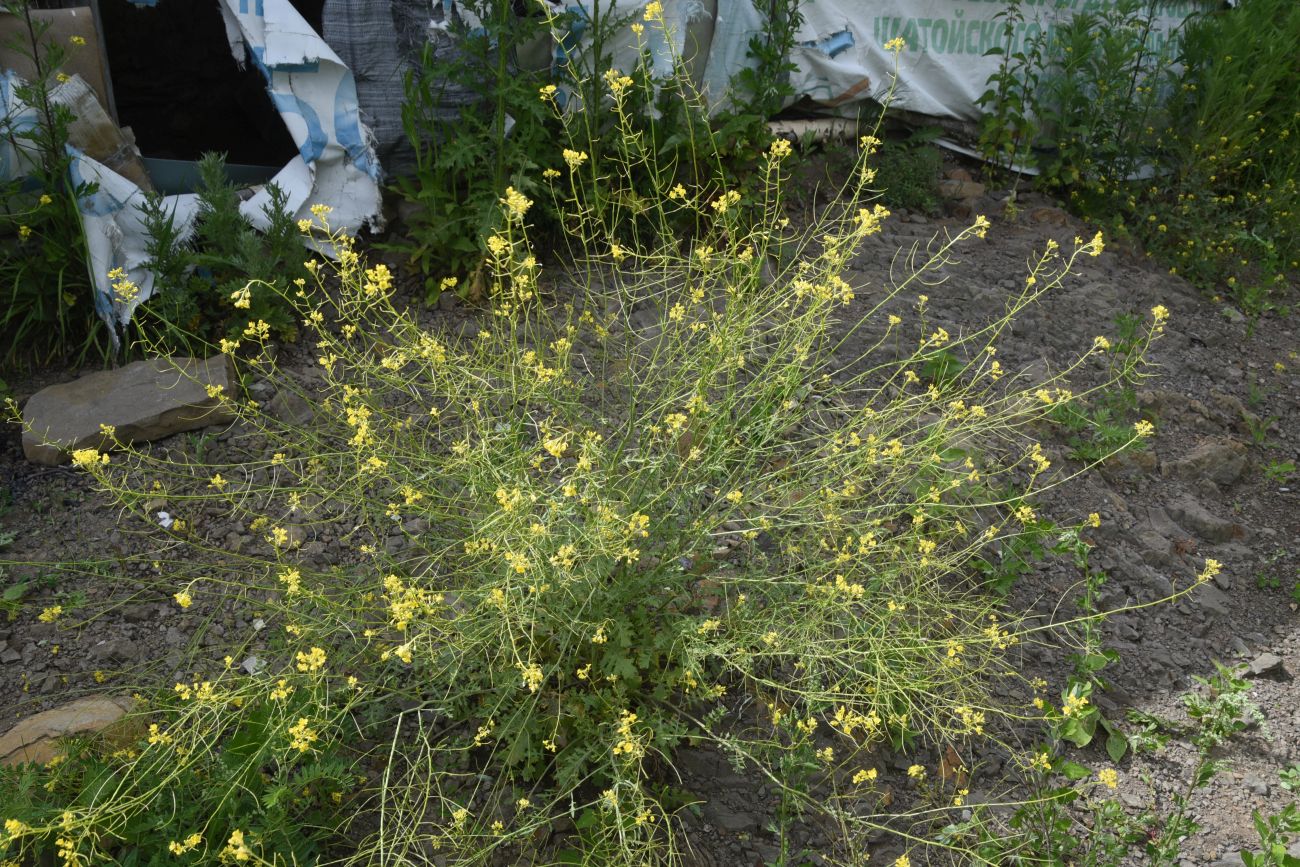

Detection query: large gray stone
xmin=22 ymin=356 xmax=236 ymax=465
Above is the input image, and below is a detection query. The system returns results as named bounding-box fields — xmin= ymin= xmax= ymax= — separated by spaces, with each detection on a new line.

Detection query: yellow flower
xmin=851 ymin=767 xmax=878 ymax=785
xmin=173 ymin=590 xmax=192 ymax=609
xmin=287 ymin=717 xmax=319 ymax=752
xmin=894 ymin=855 xmax=911 ymax=867
xmin=69 ymin=35 xmax=86 ymax=46
xmin=562 ymin=148 xmax=588 ymax=169
xmin=1133 ymin=419 xmax=1155 ymax=438
xmin=17 ymin=225 xmax=32 ymax=240
xmin=1093 ymin=335 xmax=1111 ymax=351
xmin=1098 ymin=768 xmax=1119 ymax=789
xmin=38 ymin=605 xmax=63 ymax=623
xmin=643 ymin=0 xmax=663 ymax=20
xmin=39 ymin=194 xmax=52 ymax=206
xmin=208 ymin=473 xmax=227 ymax=490
xmin=1151 ymin=304 xmax=1169 ymax=323
xmin=1061 ymin=691 xmax=1089 ymax=717
xmin=1087 ymin=513 xmax=1101 ymax=528
xmin=1197 ymin=558 xmax=1222 ymax=584
xmin=884 ymin=36 xmax=906 ymax=52
xmin=907 ymin=764 xmax=925 ymax=780
xmin=223 ymin=829 xmax=251 ymax=862
xmin=539 ymin=84 xmax=558 ymax=101
xmin=295 ymin=646 xmax=327 ymax=672
xmin=501 ymin=186 xmax=532 ymax=219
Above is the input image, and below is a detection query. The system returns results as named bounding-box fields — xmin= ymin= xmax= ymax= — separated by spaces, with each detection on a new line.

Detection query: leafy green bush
xmin=387 ymin=0 xmax=559 ymax=299
xmin=1147 ymin=0 xmax=1299 ymax=314
xmin=977 ymin=0 xmax=1299 ymax=316
xmin=133 ymin=152 xmax=309 ymax=352
xmin=874 ymin=130 xmax=943 ymax=214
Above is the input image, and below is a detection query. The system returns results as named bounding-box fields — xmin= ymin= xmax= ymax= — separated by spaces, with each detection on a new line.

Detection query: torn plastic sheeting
xmin=216 ymin=0 xmax=382 ymax=236
xmin=69 ymin=152 xmax=202 ymax=330
xmin=3 ymin=70 xmax=196 ymax=333
xmin=3 ymin=0 xmax=383 ymax=341
xmin=786 ymin=0 xmax=1200 ymax=120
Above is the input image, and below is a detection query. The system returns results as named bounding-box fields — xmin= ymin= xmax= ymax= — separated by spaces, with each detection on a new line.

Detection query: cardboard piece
xmin=0 ymin=7 xmax=113 ymax=112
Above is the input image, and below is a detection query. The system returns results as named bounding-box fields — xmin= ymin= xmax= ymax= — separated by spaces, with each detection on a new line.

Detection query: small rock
xmin=1246 ymin=652 xmax=1287 ymax=678
xmin=938 ymin=178 xmax=986 ymax=200
xmin=21 ymin=356 xmax=237 ymax=465
xmin=702 ymin=800 xmax=760 ymax=834
xmin=267 ymin=389 xmax=315 ymax=426
xmin=90 ymin=638 xmax=139 ymax=663
xmin=0 ymin=695 xmax=136 ymax=765
xmin=1244 ymin=776 xmax=1269 ymax=795
xmin=122 ymin=605 xmax=154 ymax=623
xmin=0 ymin=647 xmax=19 ymax=664
xmin=1192 ymin=584 xmax=1231 ymax=617
xmin=1101 ymin=449 xmax=1158 ymax=481
xmin=1167 ymin=497 xmax=1244 ymax=543
xmin=1027 ymin=205 xmax=1071 ymax=226
xmin=1163 ymin=438 xmax=1249 ymax=486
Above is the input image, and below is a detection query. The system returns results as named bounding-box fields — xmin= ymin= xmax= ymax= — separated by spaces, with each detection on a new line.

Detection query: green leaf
xmin=1057 ymin=760 xmax=1091 ymax=781
xmin=1058 ymin=712 xmax=1098 ymax=748
xmin=1105 ymin=726 xmax=1129 ymax=763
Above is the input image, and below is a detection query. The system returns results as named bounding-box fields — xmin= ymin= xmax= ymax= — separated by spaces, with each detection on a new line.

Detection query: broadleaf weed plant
xmin=2 ymin=40 xmax=1214 ymax=867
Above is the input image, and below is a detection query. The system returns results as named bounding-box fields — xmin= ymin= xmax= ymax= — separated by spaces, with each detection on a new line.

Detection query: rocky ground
xmin=1 ymin=172 xmax=1297 ymax=865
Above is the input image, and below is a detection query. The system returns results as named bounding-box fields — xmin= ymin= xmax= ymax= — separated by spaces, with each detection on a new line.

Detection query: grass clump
xmin=2 ymin=42 xmax=1188 ymax=867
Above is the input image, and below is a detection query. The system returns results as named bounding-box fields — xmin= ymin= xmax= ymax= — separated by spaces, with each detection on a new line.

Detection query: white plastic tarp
xmin=621 ymin=0 xmax=1203 ymax=119
xmin=2 ymin=0 xmax=382 ymax=339
xmin=772 ymin=0 xmax=1200 ymax=120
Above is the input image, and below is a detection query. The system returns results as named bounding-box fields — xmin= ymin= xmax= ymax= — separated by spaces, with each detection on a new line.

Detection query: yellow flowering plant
xmin=3 ymin=43 xmax=1207 ymax=867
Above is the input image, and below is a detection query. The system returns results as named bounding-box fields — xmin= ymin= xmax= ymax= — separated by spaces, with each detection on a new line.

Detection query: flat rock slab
xmin=0 ymin=695 xmax=136 ymax=766
xmin=22 ymin=356 xmax=236 ymax=465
